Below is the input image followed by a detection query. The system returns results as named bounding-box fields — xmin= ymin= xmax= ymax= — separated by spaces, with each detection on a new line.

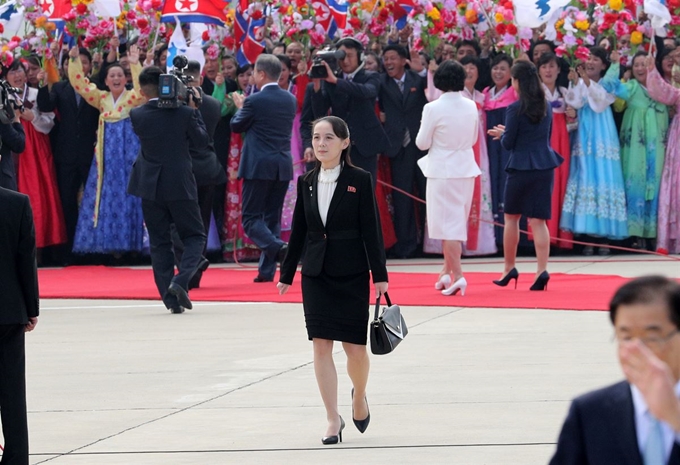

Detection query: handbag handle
xmin=374 ymin=292 xmax=392 ymax=319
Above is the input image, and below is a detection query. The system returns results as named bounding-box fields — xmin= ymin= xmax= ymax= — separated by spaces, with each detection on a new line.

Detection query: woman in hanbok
xmin=459 ymin=55 xmax=497 ymax=256
xmin=483 ymin=54 xmax=519 ymax=247
xmin=601 ymin=51 xmax=668 ymax=248
xmin=214 ymin=64 xmax=260 ymax=261
xmin=68 ymin=45 xmax=146 ymax=255
xmin=537 ymin=53 xmax=574 ymax=250
xmin=4 ymin=60 xmax=66 ymax=250
xmin=561 ymin=47 xmax=628 ymax=247
xmin=646 ymin=55 xmax=680 ymax=254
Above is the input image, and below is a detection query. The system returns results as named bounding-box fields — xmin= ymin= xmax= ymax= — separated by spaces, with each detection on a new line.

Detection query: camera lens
xmin=173 ymin=55 xmax=188 ymax=70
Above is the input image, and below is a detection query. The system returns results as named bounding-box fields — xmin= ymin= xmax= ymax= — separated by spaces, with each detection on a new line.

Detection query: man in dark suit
xmin=0 ymin=186 xmax=39 ymax=465
xmin=378 ymin=45 xmax=428 ymax=258
xmin=172 ymin=61 xmax=226 ymax=289
xmin=308 ymin=37 xmax=390 ymax=182
xmin=231 ymin=54 xmax=296 ymax=282
xmin=36 ymin=48 xmax=100 ymax=254
xmin=127 ymin=66 xmax=210 ymax=313
xmin=0 ymin=109 xmax=26 ymax=191
xmin=550 ymin=276 xmax=680 ymax=465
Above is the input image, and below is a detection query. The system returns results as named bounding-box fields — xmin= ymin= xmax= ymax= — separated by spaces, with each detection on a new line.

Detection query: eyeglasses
xmin=614 ymin=330 xmax=679 ymax=349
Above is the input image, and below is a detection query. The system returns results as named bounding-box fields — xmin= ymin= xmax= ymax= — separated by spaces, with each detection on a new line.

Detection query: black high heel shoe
xmin=493 ymin=268 xmax=519 ymax=289
xmin=321 ymin=416 xmax=345 ymax=445
xmin=530 ymin=271 xmax=550 ymax=291
xmin=351 ymin=388 xmax=371 ymax=434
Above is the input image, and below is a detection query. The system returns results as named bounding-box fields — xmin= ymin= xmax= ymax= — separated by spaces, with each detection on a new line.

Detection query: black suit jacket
xmin=309 ymin=69 xmax=390 ymax=158
xmin=0 ymin=188 xmax=39 ymax=325
xmin=128 ymin=101 xmax=210 ymax=201
xmin=36 ymin=82 xmax=99 ymax=166
xmin=279 ymin=165 xmax=388 ymax=283
xmin=192 ymin=94 xmax=226 ymax=186
xmin=550 ymin=381 xmax=680 ymax=465
xmin=231 ymin=84 xmax=297 ymax=181
xmin=0 ymin=122 xmax=26 ymax=191
xmin=378 ymin=70 xmax=428 ymax=158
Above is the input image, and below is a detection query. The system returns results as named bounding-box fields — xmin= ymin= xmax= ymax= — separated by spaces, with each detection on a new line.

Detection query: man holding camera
xmin=0 ymin=98 xmax=26 ymax=190
xmin=127 ymin=66 xmax=210 ymax=314
xmin=230 ymin=54 xmax=297 ymax=283
xmin=307 ymin=37 xmax=389 ymax=182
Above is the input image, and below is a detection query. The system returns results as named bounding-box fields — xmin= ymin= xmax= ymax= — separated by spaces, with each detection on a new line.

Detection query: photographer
xmin=127 ymin=66 xmax=210 ymax=314
xmin=0 ymin=83 xmax=26 ymax=190
xmin=308 ymin=37 xmax=390 ymax=182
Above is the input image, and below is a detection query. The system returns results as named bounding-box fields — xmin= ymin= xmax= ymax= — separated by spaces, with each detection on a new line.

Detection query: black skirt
xmin=301 ymin=270 xmax=370 ymax=345
xmin=503 ymin=168 xmax=554 ymax=220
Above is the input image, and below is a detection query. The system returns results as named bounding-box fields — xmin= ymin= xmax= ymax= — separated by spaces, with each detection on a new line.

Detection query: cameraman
xmin=173 ymin=60 xmax=225 ymax=289
xmin=0 ymin=92 xmax=26 ymax=190
xmin=127 ymin=66 xmax=210 ymax=314
xmin=307 ymin=37 xmax=390 ymax=182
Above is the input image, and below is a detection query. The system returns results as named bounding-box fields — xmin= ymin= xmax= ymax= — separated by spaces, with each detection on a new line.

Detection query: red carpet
xmin=37 ymin=266 xmax=631 ymax=311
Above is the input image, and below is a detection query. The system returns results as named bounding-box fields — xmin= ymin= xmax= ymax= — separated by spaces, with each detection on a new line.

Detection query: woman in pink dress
xmin=646 ymin=56 xmax=680 ymax=254
xmin=537 ymin=53 xmax=574 ymax=250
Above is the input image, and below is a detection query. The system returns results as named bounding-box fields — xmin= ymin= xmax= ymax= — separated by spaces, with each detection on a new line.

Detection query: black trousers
xmin=389 ymin=143 xmax=426 ymax=257
xmin=0 ymin=325 xmax=28 ymax=465
xmin=55 ymin=161 xmax=91 ymax=253
xmin=142 ymin=198 xmax=206 ymax=309
xmin=173 ymin=184 xmax=215 ymax=267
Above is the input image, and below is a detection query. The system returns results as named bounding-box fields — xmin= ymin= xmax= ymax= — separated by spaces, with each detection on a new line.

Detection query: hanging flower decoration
xmin=554 ymin=6 xmax=595 ymax=66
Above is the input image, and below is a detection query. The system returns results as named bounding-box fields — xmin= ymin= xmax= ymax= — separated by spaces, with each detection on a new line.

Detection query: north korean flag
xmin=236 ymin=17 xmax=265 ymax=66
xmin=39 ymin=0 xmax=72 ymax=25
xmin=234 ymin=4 xmax=248 ymax=44
xmin=393 ymin=0 xmax=415 ymax=30
xmin=161 ymin=0 xmax=226 ymax=26
xmin=327 ymin=0 xmax=347 ymax=30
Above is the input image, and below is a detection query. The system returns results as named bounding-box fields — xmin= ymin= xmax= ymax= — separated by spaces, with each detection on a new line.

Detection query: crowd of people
xmin=0 ymin=25 xmax=679 ymax=271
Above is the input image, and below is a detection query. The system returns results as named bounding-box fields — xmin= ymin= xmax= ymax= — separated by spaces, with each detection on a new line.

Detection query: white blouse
xmin=317 ymin=164 xmax=341 ymax=226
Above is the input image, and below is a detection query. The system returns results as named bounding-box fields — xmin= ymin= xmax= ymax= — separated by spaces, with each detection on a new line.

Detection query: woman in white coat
xmin=416 ymin=60 xmax=481 ymax=296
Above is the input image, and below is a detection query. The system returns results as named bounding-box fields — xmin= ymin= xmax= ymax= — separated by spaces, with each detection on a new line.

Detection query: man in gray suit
xmin=231 ymin=54 xmax=297 ymax=282
xmin=0 ymin=185 xmax=39 ymax=465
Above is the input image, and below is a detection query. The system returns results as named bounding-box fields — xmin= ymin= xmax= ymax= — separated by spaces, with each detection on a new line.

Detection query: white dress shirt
xmin=317 ymin=164 xmax=341 ymax=226
xmin=631 ymin=381 xmax=680 ymax=463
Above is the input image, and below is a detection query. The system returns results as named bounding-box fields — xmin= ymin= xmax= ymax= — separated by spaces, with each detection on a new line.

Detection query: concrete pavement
xmin=6 ymin=254 xmax=680 ymax=464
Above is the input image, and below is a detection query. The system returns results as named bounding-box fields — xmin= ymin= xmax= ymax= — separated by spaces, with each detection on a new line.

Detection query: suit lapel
xmin=608 ymin=382 xmax=644 ymax=465
xmin=671 ymin=443 xmax=680 ymax=465
xmin=402 ymin=71 xmax=410 ymax=105
xmin=306 ymin=170 xmax=325 ymax=230
xmin=325 ymin=166 xmax=352 ymax=225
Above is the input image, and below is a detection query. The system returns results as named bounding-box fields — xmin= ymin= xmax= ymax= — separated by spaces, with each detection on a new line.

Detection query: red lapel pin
xmin=347 ymin=186 xmax=357 ymax=193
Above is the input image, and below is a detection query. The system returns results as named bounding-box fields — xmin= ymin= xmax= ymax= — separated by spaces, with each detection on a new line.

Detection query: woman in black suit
xmin=488 ymin=61 xmax=563 ymax=291
xmin=277 ymin=116 xmax=388 ymax=445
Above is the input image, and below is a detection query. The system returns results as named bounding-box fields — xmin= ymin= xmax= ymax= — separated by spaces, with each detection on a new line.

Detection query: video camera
xmin=158 ymin=55 xmax=202 ymax=109
xmin=0 ymin=80 xmax=24 ymax=124
xmin=309 ymin=48 xmax=346 ymax=79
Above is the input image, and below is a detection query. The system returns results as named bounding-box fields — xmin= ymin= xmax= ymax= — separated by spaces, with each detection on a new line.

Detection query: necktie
xmin=643 ymin=416 xmax=665 ymax=465
xmin=396 ymin=80 xmax=411 ymax=147
xmin=75 ymin=91 xmax=82 ymax=106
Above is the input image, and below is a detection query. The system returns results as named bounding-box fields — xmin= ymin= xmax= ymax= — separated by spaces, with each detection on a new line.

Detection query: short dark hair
xmin=459 ymin=55 xmax=481 ymax=69
xmin=530 ymin=39 xmax=556 ymax=61
xmin=336 ymin=37 xmax=364 ymax=53
xmin=273 ymin=41 xmax=287 ymax=52
xmin=455 ymin=39 xmax=481 ymax=56
xmin=276 ymin=54 xmax=292 ymax=71
xmin=185 ymin=60 xmax=201 ymax=75
xmin=536 ymin=52 xmax=559 ymax=69
xmin=491 ymin=53 xmax=513 ymax=69
xmin=312 ymin=116 xmax=354 ymax=167
xmin=138 ymin=66 xmax=162 ymax=97
xmin=609 ymin=276 xmax=680 ymax=329
xmin=433 ymin=60 xmax=466 ymax=92
xmin=382 ymin=44 xmax=408 ymax=59
xmin=589 ymin=46 xmax=610 ymax=76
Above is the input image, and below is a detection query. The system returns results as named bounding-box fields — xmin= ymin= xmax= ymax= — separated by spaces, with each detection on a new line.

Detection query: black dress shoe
xmin=253 ymin=275 xmax=274 ymax=283
xmin=188 ymin=258 xmax=211 ymax=290
xmin=169 ymin=305 xmax=185 ymax=314
xmin=168 ymin=282 xmax=192 ymax=309
xmin=277 ymin=243 xmax=289 ymax=262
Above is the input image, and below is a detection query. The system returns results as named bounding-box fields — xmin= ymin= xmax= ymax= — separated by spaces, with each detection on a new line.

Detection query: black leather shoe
xmin=277 ymin=243 xmax=289 ymax=262
xmin=351 ymin=388 xmax=371 ymax=434
xmin=322 ymin=416 xmax=345 ymax=445
xmin=188 ymin=258 xmax=210 ymax=290
xmin=168 ymin=282 xmax=192 ymax=309
xmin=169 ymin=305 xmax=185 ymax=314
xmin=253 ymin=275 xmax=274 ymax=283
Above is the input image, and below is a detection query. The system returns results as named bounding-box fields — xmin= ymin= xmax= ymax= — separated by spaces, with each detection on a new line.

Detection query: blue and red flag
xmin=234 ymin=4 xmax=248 ymax=44
xmin=392 ymin=0 xmax=415 ymax=30
xmin=38 ymin=0 xmax=71 ymax=26
xmin=327 ymin=0 xmax=347 ymax=30
xmin=161 ymin=0 xmax=226 ymax=26
xmin=236 ymin=17 xmax=265 ymax=66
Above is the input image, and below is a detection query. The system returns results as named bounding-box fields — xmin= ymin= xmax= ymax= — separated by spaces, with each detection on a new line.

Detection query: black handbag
xmin=370 ymin=292 xmax=408 ymax=355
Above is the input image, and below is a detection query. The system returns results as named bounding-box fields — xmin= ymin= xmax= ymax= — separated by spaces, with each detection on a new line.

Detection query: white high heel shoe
xmin=442 ymin=277 xmax=467 ymax=296
xmin=434 ymin=274 xmax=452 ymax=290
